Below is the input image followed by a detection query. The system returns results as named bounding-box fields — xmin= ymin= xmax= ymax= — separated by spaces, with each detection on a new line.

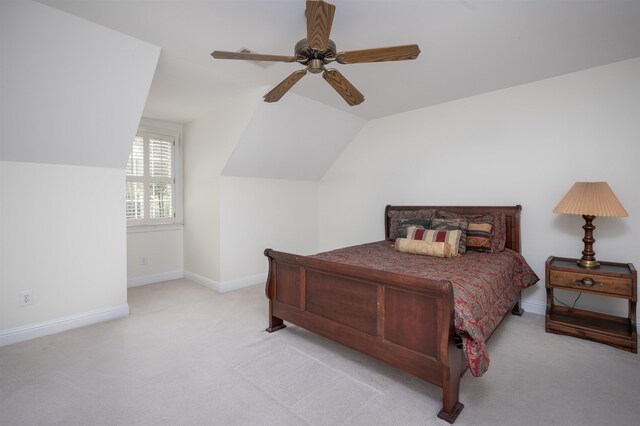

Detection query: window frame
xmin=126 ymin=127 xmax=183 ymax=228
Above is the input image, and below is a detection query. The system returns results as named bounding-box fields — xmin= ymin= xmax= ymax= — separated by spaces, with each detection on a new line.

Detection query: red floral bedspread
xmin=310 ymin=241 xmax=539 ymax=377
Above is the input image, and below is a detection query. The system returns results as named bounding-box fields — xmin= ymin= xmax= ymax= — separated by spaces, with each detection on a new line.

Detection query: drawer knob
xmin=574 ymin=277 xmax=602 ymax=287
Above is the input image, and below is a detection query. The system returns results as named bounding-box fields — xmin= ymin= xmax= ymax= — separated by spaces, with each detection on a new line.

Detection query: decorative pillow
xmin=396 ymin=218 xmax=430 ymax=239
xmin=394 ymin=238 xmax=457 ymax=258
xmin=430 ymin=218 xmax=469 ymax=254
xmin=466 ymin=221 xmax=493 ymax=252
xmin=406 ymin=226 xmax=462 ymax=256
xmin=490 ymin=210 xmax=507 ymax=252
xmin=434 ymin=210 xmax=506 ymax=252
xmin=387 ymin=208 xmax=436 ymax=240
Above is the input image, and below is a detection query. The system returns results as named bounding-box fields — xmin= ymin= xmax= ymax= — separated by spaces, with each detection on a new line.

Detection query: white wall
xmin=184 ymin=93 xmax=327 ymax=291
xmin=126 ymin=118 xmax=184 ymax=287
xmin=219 ymin=176 xmax=319 ymax=285
xmin=127 ymin=228 xmax=183 ymax=287
xmin=319 ymin=57 xmax=640 ymax=317
xmin=0 ymin=1 xmax=159 ymax=345
xmin=183 ymin=90 xmax=263 ymax=283
xmin=0 ymin=162 xmax=128 ymax=336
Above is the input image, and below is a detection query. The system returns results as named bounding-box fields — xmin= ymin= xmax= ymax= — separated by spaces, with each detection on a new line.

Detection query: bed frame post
xmin=437 ymin=295 xmax=464 ymax=423
xmin=438 ymin=364 xmax=464 ymax=423
xmin=264 ymin=249 xmax=286 ymax=333
xmin=511 ymin=292 xmax=525 ymax=316
xmin=266 ymin=301 xmax=286 ymax=333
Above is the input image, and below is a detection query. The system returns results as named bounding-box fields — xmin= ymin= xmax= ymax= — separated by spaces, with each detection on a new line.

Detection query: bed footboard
xmin=264 ymin=248 xmax=465 ymax=423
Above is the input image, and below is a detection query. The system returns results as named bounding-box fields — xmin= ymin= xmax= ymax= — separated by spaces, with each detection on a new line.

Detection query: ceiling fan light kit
xmin=211 ymin=0 xmax=420 ymax=106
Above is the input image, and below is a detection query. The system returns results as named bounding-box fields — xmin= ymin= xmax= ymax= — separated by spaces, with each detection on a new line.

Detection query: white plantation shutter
xmin=126 ymin=182 xmax=144 ymax=220
xmin=149 ymin=138 xmax=172 ymax=177
xmin=126 ymin=132 xmax=175 ymax=225
xmin=126 ymin=136 xmax=144 ymax=176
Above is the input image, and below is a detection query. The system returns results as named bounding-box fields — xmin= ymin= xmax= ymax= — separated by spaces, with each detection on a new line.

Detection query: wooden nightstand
xmin=545 ymin=256 xmax=637 ymax=353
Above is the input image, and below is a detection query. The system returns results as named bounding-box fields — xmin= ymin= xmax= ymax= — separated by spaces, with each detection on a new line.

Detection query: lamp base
xmin=577 ymin=259 xmax=600 ymax=268
xmin=578 ymin=215 xmax=599 ymax=269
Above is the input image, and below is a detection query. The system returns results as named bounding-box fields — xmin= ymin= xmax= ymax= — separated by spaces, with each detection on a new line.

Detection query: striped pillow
xmin=406 ymin=226 xmax=462 ymax=256
xmin=466 ymin=222 xmax=493 ymax=252
xmin=430 ymin=218 xmax=469 ymax=254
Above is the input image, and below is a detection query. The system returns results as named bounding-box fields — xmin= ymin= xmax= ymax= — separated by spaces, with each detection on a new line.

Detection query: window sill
xmin=127 ymin=223 xmax=183 ymax=234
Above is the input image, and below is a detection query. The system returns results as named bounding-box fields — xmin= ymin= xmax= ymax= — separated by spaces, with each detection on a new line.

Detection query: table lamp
xmin=553 ymin=182 xmax=628 ymax=268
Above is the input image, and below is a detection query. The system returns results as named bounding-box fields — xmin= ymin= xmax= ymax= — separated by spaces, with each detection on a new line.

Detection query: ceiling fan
xmin=211 ymin=0 xmax=420 ymax=106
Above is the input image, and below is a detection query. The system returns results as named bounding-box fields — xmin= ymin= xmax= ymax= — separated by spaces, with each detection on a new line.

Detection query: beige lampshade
xmin=553 ymin=182 xmax=628 ymax=217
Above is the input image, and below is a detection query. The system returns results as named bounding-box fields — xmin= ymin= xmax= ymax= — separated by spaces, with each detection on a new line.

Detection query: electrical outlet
xmin=20 ymin=290 xmax=33 ymax=306
xmin=140 ymin=256 xmax=148 ymax=266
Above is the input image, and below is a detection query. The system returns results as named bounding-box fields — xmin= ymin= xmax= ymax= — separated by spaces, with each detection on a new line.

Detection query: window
xmin=126 ymin=132 xmax=175 ymax=225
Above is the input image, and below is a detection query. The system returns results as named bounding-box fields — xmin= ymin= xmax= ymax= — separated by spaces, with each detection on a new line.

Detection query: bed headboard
xmin=384 ymin=205 xmax=522 ymax=253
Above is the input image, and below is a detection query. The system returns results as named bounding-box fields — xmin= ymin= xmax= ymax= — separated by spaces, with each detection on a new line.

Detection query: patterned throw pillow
xmin=434 ymin=210 xmax=506 ymax=252
xmin=466 ymin=221 xmax=493 ymax=252
xmin=406 ymin=226 xmax=463 ymax=256
xmin=396 ymin=218 xmax=431 ymax=239
xmin=430 ymin=218 xmax=469 ymax=254
xmin=490 ymin=211 xmax=507 ymax=252
xmin=394 ymin=238 xmax=457 ymax=258
xmin=387 ymin=209 xmax=436 ymax=240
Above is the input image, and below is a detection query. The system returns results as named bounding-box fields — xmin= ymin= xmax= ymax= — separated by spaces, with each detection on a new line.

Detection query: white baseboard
xmin=183 ymin=270 xmax=267 ymax=294
xmin=0 ymin=304 xmax=129 ymax=347
xmin=183 ymin=270 xmax=219 ymax=292
xmin=522 ymin=298 xmax=546 ymax=316
xmin=219 ymin=272 xmax=268 ymax=293
xmin=127 ymin=270 xmax=184 ymax=288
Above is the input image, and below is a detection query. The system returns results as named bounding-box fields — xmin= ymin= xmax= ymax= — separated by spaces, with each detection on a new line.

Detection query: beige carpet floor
xmin=1 ymin=279 xmax=639 ymax=425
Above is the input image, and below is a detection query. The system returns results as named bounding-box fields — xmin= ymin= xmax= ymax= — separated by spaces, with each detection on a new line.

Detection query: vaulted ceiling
xmin=39 ymin=0 xmax=640 ymax=124
xmin=222 ymin=93 xmax=366 ymax=181
xmin=2 ymin=0 xmax=160 ymax=169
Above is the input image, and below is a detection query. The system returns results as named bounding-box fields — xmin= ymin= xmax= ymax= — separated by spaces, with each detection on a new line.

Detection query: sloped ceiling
xmin=22 ymin=0 xmax=640 ymax=181
xmin=222 ymin=93 xmax=366 ymax=181
xmin=0 ymin=1 xmax=159 ymax=169
xmin=38 ymin=0 xmax=640 ymax=124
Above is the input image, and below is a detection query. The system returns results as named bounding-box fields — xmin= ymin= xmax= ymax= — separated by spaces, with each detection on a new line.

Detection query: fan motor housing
xmin=295 ymin=38 xmax=337 ymax=65
xmin=307 ymin=59 xmax=323 ymax=73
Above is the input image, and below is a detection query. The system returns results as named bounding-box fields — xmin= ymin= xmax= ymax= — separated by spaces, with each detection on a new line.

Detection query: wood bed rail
xmin=264 ymin=248 xmax=464 ymax=422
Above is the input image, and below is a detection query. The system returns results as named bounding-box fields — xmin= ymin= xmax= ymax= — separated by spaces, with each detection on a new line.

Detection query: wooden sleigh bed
xmin=264 ymin=205 xmax=535 ymax=423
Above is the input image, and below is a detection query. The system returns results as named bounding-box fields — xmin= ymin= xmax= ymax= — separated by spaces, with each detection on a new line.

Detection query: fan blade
xmin=336 ymin=44 xmax=421 ymax=64
xmin=263 ymin=70 xmax=308 ymax=103
xmin=322 ymin=69 xmax=364 ymax=106
xmin=306 ymin=0 xmax=336 ymax=51
xmin=211 ymin=50 xmax=295 ymax=62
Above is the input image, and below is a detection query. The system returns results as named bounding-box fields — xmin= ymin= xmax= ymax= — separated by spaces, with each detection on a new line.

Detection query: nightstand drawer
xmin=549 ymin=270 xmax=632 ymax=297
